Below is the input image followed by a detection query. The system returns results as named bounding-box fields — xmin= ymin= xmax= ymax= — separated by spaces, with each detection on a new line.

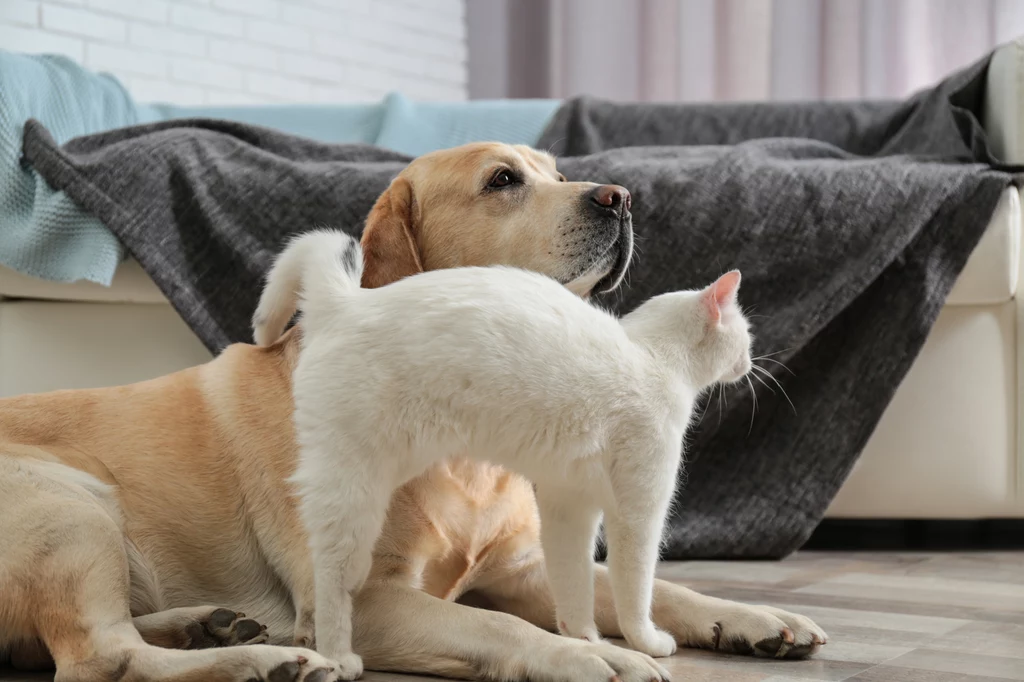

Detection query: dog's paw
xmin=588 ymin=641 xmax=672 ymax=682
xmin=624 ymin=626 xmax=677 ymax=658
xmin=186 ymin=607 xmax=269 ymax=648
xmin=700 ymin=604 xmax=827 ymax=659
xmin=532 ymin=640 xmax=670 ymax=682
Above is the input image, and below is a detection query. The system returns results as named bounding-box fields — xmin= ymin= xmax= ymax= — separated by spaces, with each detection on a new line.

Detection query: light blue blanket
xmin=1 ymin=51 xmax=558 ymax=284
xmin=0 ymin=52 xmax=137 ymax=284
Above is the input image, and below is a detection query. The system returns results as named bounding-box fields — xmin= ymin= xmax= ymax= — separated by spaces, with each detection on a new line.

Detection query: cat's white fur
xmin=255 ymin=230 xmax=752 ymax=680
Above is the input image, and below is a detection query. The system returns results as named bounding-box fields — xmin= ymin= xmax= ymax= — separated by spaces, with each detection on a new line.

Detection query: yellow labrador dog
xmin=0 ymin=142 xmax=826 ymax=682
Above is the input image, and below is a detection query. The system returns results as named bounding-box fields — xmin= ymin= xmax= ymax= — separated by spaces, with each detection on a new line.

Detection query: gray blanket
xmin=21 ymin=54 xmax=1018 ymax=559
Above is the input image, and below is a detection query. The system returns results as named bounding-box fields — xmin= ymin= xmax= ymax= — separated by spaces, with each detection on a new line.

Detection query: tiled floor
xmin=5 ymin=552 xmax=1023 ymax=681
xmin=645 ymin=552 xmax=1024 ymax=681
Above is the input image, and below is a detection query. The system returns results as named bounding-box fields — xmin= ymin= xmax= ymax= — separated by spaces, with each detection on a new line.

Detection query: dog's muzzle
xmin=594 ymin=215 xmax=634 ymax=294
xmin=584 ymin=184 xmax=634 ymax=294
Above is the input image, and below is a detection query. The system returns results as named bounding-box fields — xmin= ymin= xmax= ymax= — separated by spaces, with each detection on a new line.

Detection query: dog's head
xmin=360 ymin=142 xmax=632 ymax=295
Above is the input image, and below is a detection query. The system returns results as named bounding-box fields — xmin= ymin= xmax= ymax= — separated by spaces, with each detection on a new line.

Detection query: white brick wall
xmin=0 ymin=0 xmax=467 ymax=105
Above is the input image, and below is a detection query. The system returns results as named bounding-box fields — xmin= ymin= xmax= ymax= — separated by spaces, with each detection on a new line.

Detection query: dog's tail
xmin=252 ymin=229 xmax=363 ymax=346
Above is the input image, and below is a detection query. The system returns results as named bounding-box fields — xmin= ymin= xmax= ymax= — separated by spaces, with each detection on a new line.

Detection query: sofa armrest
xmin=985 ymin=38 xmax=1024 ymax=164
xmin=984 ymin=37 xmax=1024 ymax=501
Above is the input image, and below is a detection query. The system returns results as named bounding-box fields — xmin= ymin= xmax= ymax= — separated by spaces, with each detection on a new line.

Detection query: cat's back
xmin=365 ymin=266 xmax=618 ymax=340
xmin=351 ymin=265 xmax=636 ymax=378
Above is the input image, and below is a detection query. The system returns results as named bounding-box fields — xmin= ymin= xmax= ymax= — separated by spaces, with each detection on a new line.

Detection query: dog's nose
xmin=589 ymin=184 xmax=631 ymax=214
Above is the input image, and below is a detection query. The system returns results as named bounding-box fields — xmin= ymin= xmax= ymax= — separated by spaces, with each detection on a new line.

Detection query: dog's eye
xmin=488 ymin=170 xmax=516 ymax=188
xmin=557 ymin=174 xmax=567 ymax=182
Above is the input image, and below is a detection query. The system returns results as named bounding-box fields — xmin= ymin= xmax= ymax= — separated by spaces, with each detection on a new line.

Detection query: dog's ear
xmin=361 ymin=176 xmax=424 ymax=289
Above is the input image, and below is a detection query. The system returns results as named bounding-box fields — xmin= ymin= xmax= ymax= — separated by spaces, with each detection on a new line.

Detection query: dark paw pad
xmin=754 ymin=635 xmax=786 ymax=656
xmin=711 ymin=623 xmax=754 ymax=656
xmin=305 ymin=669 xmax=330 ymax=682
xmin=188 ymin=608 xmax=269 ymax=648
xmin=235 ymin=618 xmax=264 ymax=642
xmin=268 ymin=660 xmax=302 ymax=682
xmin=208 ymin=608 xmax=239 ymax=629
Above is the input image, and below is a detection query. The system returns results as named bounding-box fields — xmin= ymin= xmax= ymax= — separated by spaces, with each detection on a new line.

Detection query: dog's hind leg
xmin=33 ymin=504 xmax=339 ymax=682
xmin=119 ymin=540 xmax=272 ymax=650
xmin=354 ymin=581 xmax=670 ymax=682
xmin=1 ymin=464 xmax=339 ymax=682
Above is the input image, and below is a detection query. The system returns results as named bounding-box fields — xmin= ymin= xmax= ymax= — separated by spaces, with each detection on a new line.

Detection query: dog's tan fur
xmin=0 ymin=143 xmax=824 ymax=682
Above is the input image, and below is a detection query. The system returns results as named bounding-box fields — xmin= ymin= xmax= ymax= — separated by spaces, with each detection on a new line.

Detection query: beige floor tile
xmin=927 ymin=621 xmax=1024 ymax=660
xmin=907 ymin=554 xmax=1024 ymax=585
xmin=802 ymin=623 xmax=944 ymax=649
xmin=662 ymin=648 xmax=871 ymax=681
xmin=694 ymin=585 xmax=1024 ymax=625
xmin=846 ymin=665 xmax=1011 ymax=681
xmin=809 ymin=640 xmax=913 ymax=666
xmin=765 ymin=602 xmax=972 ymax=635
xmin=657 ymin=560 xmax=803 ymax=584
xmin=792 ymin=582 xmax=1024 ymax=612
xmin=885 ymin=648 xmax=1024 ymax=680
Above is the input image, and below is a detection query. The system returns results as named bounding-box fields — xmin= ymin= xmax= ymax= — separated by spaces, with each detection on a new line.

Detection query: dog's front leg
xmin=472 ymin=551 xmax=830 ymax=660
xmin=475 ymin=540 xmax=827 ymax=659
xmin=595 ymin=566 xmax=829 ymax=659
xmin=352 ymin=580 xmax=669 ymax=682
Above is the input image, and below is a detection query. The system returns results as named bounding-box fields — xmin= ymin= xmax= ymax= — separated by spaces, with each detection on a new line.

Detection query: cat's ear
xmin=702 ymin=270 xmax=742 ymax=323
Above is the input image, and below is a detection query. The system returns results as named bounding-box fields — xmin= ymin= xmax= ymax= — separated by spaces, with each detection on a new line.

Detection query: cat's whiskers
xmin=750 ymin=369 xmax=775 ymax=393
xmin=752 ymin=364 xmax=797 ymax=414
xmin=745 ymin=374 xmax=758 ymax=436
xmin=716 ymin=383 xmax=726 ymax=426
xmin=753 ymin=356 xmax=795 ymax=376
xmin=753 ymin=347 xmax=792 ymax=360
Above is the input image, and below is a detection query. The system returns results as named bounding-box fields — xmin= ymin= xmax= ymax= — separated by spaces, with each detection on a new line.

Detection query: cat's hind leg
xmin=292 ymin=433 xmax=394 ymax=680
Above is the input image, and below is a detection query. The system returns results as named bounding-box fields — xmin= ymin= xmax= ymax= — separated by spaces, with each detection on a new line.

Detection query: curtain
xmin=467 ymin=0 xmax=1024 ymax=101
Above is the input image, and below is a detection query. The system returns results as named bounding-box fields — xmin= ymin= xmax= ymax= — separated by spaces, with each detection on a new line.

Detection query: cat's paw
xmin=558 ymin=619 xmax=602 ymax=643
xmin=624 ymin=626 xmax=677 ymax=658
xmin=330 ymin=652 xmax=363 ymax=681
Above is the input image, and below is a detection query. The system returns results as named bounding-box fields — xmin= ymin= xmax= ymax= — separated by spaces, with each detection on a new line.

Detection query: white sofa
xmin=3 ymin=42 xmax=1024 ymax=520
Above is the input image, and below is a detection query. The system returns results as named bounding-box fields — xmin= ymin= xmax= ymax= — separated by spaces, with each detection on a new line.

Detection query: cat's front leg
xmin=603 ymin=441 xmax=679 ymax=658
xmin=535 ymin=488 xmax=603 ymax=643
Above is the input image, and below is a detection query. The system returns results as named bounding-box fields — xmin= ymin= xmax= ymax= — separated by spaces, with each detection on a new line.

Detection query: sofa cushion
xmin=0 ymin=257 xmax=165 ymax=303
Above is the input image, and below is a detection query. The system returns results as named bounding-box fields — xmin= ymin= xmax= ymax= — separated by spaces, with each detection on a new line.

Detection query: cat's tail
xmin=252 ymin=229 xmax=363 ymax=346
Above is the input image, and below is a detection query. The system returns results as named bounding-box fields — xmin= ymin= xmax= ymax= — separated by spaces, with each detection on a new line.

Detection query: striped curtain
xmin=468 ymin=0 xmax=1024 ymax=101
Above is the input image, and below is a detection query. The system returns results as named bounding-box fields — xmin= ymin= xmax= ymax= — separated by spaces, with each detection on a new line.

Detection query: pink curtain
xmin=468 ymin=0 xmax=1024 ymax=101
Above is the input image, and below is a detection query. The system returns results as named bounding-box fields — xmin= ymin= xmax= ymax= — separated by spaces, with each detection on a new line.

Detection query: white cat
xmin=253 ymin=230 xmax=752 ymax=680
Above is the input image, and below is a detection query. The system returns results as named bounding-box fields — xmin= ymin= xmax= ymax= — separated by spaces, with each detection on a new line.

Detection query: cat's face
xmin=694 ymin=270 xmax=752 ymax=385
xmin=630 ymin=270 xmax=752 ymax=389
xmin=622 ymin=270 xmax=753 ymax=387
